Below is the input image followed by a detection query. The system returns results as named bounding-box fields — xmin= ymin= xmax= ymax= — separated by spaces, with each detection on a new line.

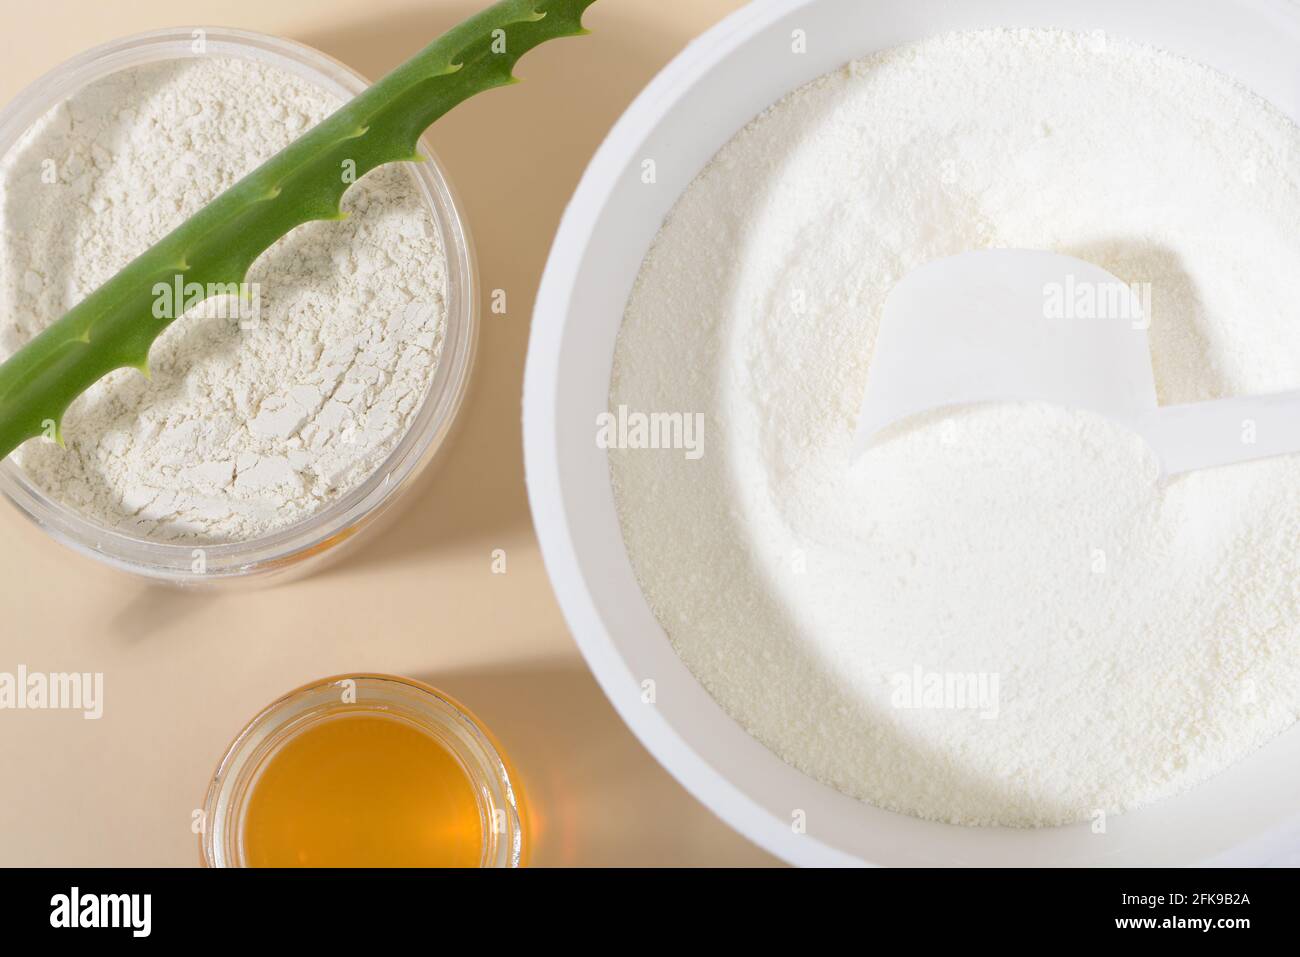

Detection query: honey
xmin=203 ymin=676 xmax=523 ymax=868
xmin=242 ymin=712 xmax=484 ymax=867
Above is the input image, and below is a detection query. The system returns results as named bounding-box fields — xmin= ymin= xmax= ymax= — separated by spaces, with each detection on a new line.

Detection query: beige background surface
xmin=0 ymin=0 xmax=778 ymax=866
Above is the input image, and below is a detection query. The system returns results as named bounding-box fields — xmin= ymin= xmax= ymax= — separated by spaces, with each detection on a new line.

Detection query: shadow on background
xmin=423 ymin=660 xmax=781 ymax=867
xmin=297 ymin=2 xmax=692 ymax=573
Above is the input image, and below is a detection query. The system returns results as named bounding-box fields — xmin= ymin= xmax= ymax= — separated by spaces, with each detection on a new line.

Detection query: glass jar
xmin=0 ymin=27 xmax=478 ymax=584
xmin=201 ymin=674 xmax=525 ymax=868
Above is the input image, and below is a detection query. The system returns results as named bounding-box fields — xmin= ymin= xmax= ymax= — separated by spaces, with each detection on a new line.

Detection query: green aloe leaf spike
xmin=0 ymin=0 xmax=596 ymax=460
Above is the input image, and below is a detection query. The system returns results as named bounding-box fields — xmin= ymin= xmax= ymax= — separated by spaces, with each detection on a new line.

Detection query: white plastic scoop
xmin=853 ymin=250 xmax=1300 ymax=476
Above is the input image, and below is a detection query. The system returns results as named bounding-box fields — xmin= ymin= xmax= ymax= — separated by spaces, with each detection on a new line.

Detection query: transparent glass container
xmin=201 ymin=674 xmax=526 ymax=868
xmin=0 ymin=28 xmax=478 ymax=584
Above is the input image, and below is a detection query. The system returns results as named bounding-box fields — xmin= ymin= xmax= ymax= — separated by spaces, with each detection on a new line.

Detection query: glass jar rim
xmin=201 ymin=674 xmax=526 ymax=868
xmin=0 ymin=26 xmax=478 ymax=582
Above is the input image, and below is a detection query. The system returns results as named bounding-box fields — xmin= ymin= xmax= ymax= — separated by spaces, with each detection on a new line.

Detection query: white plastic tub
xmin=524 ymin=0 xmax=1300 ymax=865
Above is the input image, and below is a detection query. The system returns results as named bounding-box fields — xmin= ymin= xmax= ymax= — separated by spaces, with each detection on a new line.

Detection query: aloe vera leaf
xmin=0 ymin=0 xmax=596 ymax=460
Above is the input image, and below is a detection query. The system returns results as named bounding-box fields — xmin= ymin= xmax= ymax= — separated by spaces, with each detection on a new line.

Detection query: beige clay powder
xmin=0 ymin=56 xmax=447 ymax=544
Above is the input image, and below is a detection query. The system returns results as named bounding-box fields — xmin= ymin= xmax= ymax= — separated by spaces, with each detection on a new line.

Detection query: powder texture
xmin=610 ymin=30 xmax=1300 ymax=826
xmin=0 ymin=56 xmax=446 ymax=544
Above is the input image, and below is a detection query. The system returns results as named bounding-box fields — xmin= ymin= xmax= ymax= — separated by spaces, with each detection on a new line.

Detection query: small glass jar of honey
xmin=201 ymin=675 xmax=525 ymax=867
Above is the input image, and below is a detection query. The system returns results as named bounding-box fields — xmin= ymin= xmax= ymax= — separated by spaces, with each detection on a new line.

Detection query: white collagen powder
xmin=611 ymin=30 xmax=1300 ymax=826
xmin=0 ymin=56 xmax=446 ymax=544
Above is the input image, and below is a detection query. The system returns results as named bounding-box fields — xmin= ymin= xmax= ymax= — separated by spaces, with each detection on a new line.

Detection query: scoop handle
xmin=1148 ymin=389 xmax=1300 ymax=476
